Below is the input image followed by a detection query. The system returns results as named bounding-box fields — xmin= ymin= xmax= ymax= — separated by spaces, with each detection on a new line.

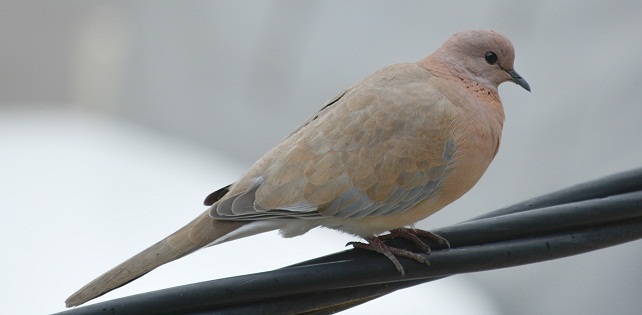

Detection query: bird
xmin=65 ymin=29 xmax=530 ymax=307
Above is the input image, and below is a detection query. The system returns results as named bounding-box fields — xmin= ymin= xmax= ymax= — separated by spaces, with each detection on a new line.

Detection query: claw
xmin=390 ymin=227 xmax=451 ymax=249
xmin=349 ymin=228 xmax=449 ymax=275
xmin=350 ymin=236 xmax=431 ymax=276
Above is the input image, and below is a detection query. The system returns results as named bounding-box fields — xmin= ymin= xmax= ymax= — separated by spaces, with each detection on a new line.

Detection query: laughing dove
xmin=66 ymin=29 xmax=530 ymax=307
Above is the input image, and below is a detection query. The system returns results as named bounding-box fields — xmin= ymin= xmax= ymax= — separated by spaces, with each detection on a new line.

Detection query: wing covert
xmin=209 ymin=63 xmax=457 ymax=222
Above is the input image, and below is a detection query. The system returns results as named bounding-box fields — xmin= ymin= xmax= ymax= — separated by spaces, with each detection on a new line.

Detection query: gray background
xmin=2 ymin=1 xmax=642 ymax=314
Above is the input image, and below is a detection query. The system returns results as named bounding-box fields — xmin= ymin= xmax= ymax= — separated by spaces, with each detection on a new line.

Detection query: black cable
xmin=54 ymin=168 xmax=642 ymax=315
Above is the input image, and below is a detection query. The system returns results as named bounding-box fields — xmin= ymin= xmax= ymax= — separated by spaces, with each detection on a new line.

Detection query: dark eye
xmin=485 ymin=52 xmax=498 ymax=64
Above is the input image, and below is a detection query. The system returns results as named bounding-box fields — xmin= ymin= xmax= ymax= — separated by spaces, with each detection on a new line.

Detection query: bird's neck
xmin=418 ymin=55 xmax=504 ymax=123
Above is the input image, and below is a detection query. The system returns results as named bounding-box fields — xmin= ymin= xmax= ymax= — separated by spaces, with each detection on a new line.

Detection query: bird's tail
xmin=65 ymin=210 xmax=245 ymax=307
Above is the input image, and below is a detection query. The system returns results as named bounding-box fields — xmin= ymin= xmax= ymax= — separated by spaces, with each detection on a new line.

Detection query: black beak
xmin=507 ymin=69 xmax=530 ymax=92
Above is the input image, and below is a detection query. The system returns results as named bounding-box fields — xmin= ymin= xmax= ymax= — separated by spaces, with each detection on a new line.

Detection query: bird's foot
xmin=348 ymin=236 xmax=429 ymax=276
xmin=379 ymin=227 xmax=451 ymax=253
xmin=347 ymin=228 xmax=449 ymax=276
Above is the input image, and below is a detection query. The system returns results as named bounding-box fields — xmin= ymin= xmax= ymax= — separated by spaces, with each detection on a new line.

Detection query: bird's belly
xmin=321 ymin=128 xmax=498 ymax=237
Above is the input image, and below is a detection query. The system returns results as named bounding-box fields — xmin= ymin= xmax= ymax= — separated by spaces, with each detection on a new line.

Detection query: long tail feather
xmin=65 ymin=211 xmax=245 ymax=307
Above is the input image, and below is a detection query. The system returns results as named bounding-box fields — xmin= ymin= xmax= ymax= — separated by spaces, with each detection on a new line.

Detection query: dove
xmin=65 ymin=29 xmax=530 ymax=307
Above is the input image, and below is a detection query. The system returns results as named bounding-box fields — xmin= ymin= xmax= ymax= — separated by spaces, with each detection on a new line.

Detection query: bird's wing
xmin=210 ymin=63 xmax=457 ymax=221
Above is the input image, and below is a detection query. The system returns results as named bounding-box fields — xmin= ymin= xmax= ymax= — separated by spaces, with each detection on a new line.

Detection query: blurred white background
xmin=2 ymin=1 xmax=642 ymax=314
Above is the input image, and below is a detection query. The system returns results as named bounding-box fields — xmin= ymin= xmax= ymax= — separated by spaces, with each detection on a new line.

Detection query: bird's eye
xmin=485 ymin=52 xmax=498 ymax=64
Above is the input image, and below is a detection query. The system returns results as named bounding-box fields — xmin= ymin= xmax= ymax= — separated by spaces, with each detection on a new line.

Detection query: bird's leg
xmin=347 ymin=228 xmax=450 ymax=275
xmin=379 ymin=227 xmax=451 ymax=252
xmin=412 ymin=228 xmax=451 ymax=248
xmin=347 ymin=236 xmax=430 ymax=276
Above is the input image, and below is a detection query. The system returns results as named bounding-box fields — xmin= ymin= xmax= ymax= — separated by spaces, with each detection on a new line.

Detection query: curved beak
xmin=507 ymin=69 xmax=531 ymax=92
